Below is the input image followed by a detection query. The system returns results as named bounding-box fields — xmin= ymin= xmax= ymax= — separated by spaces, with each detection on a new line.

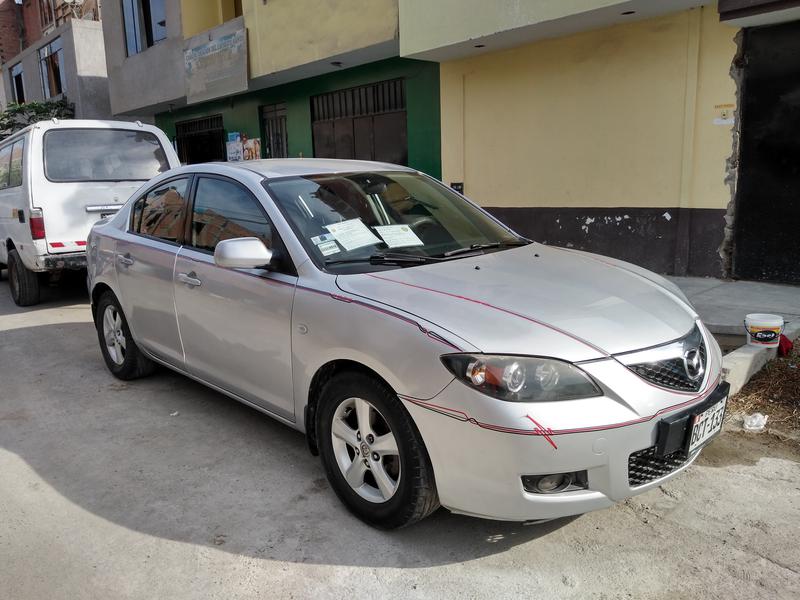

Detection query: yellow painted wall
xmin=400 ymin=0 xmax=630 ymax=57
xmin=181 ymin=0 xmax=235 ymax=39
xmin=241 ymin=0 xmax=398 ymax=79
xmin=440 ymin=6 xmax=738 ymax=210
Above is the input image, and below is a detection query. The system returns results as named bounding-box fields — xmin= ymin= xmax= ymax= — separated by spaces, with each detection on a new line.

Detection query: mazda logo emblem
xmin=683 ymin=347 xmax=705 ymax=381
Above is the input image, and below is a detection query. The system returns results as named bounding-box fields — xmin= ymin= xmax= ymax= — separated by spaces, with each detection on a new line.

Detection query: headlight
xmin=440 ymin=354 xmax=603 ymax=402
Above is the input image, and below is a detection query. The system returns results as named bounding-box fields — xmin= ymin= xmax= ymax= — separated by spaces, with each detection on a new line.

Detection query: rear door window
xmin=0 ymin=144 xmax=12 ymax=189
xmin=44 ymin=128 xmax=171 ymax=182
xmin=131 ymin=177 xmax=190 ymax=243
xmin=9 ymin=139 xmax=24 ymax=187
xmin=189 ymin=177 xmax=273 ymax=253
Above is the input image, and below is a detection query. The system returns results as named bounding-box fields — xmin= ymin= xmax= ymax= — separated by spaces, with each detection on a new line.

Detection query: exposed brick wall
xmin=20 ymin=0 xmax=101 ymax=49
xmin=21 ymin=0 xmax=43 ymax=49
xmin=0 ymin=0 xmax=22 ymax=64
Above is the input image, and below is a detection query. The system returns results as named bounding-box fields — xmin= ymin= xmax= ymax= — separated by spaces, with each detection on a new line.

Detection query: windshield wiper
xmin=325 ymin=252 xmax=441 ymax=267
xmin=440 ymin=239 xmax=531 ymax=258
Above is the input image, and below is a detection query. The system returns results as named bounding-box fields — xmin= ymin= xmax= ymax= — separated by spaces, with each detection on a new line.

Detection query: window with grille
xmin=260 ymin=103 xmax=288 ymax=159
xmin=175 ymin=115 xmax=226 ymax=164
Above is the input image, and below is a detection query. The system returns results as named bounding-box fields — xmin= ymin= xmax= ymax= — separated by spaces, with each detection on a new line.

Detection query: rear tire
xmin=8 ymin=249 xmax=40 ymax=306
xmin=317 ymin=372 xmax=440 ymax=529
xmin=95 ymin=290 xmax=156 ymax=380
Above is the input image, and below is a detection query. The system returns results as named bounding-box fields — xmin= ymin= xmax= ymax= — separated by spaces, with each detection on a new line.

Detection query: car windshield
xmin=265 ymin=171 xmax=528 ymax=272
xmin=44 ymin=129 xmax=171 ymax=182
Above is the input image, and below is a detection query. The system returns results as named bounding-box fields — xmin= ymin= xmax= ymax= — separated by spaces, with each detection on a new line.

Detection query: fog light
xmin=537 ymin=473 xmax=569 ymax=492
xmin=521 ymin=471 xmax=587 ymax=494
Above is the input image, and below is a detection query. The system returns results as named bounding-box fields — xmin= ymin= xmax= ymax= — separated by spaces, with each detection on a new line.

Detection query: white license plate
xmin=688 ymin=397 xmax=727 ymax=454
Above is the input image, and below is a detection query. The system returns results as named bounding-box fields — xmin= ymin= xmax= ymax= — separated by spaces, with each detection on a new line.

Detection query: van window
xmin=9 ymin=140 xmax=24 ymax=187
xmin=44 ymin=129 xmax=171 ymax=182
xmin=132 ymin=177 xmax=189 ymax=243
xmin=0 ymin=144 xmax=12 ymax=189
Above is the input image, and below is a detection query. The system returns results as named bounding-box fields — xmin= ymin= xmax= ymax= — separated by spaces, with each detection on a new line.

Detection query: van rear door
xmin=35 ymin=127 xmax=177 ymax=254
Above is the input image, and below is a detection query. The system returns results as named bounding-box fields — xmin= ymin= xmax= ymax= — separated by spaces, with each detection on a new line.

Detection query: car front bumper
xmin=403 ymin=370 xmax=728 ymax=522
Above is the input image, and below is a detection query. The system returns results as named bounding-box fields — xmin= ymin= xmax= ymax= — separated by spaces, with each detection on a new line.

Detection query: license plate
xmin=687 ymin=397 xmax=727 ymax=454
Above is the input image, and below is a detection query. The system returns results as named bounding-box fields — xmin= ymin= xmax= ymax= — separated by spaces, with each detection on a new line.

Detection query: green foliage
xmin=0 ymin=97 xmax=75 ymax=139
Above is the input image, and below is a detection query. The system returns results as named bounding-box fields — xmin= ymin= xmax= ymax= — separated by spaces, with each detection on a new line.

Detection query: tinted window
xmin=9 ymin=140 xmax=24 ymax=187
xmin=44 ymin=129 xmax=171 ymax=182
xmin=0 ymin=144 xmax=12 ymax=189
xmin=134 ymin=178 xmax=189 ymax=243
xmin=191 ymin=177 xmax=272 ymax=253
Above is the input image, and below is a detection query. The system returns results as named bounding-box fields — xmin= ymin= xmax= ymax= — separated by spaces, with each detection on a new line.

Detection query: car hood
xmin=335 ymin=244 xmax=698 ymax=362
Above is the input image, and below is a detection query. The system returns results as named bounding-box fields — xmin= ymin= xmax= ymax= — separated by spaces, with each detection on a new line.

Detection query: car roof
xmin=1 ymin=119 xmax=166 ymax=143
xmin=217 ymin=158 xmax=417 ymax=179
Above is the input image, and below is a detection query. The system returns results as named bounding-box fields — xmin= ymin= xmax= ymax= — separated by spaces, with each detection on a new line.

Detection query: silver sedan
xmin=87 ymin=159 xmax=727 ymax=528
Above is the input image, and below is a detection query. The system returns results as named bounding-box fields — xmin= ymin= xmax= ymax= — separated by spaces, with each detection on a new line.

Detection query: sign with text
xmin=185 ymin=17 xmax=247 ymax=105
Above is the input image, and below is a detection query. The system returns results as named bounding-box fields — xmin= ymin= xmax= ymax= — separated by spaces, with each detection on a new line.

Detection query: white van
xmin=0 ymin=119 xmax=180 ymax=306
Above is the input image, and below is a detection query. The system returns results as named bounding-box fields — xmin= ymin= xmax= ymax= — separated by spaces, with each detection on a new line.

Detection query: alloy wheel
xmin=331 ymin=397 xmax=401 ymax=503
xmin=102 ymin=304 xmax=126 ymax=366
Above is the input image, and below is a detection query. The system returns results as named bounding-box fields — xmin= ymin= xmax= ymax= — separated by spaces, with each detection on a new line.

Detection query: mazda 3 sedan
xmin=87 ymin=159 xmax=727 ymax=528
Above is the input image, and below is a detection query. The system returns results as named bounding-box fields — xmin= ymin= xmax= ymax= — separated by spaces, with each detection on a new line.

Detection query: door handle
xmin=177 ymin=272 xmax=202 ymax=288
xmin=116 ymin=253 xmax=134 ymax=266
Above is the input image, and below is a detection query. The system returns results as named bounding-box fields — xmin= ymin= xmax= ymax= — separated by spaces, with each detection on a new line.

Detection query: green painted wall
xmin=156 ymin=58 xmax=442 ymax=179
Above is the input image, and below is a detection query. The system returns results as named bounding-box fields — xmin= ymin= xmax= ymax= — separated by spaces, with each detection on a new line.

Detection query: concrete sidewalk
xmin=671 ymin=276 xmax=800 ymax=395
xmin=670 ymin=276 xmax=800 ymax=336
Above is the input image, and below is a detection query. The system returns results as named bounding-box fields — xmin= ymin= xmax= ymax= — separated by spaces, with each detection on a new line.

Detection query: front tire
xmin=8 ymin=249 xmax=40 ymax=306
xmin=317 ymin=372 xmax=439 ymax=529
xmin=95 ymin=291 xmax=156 ymax=380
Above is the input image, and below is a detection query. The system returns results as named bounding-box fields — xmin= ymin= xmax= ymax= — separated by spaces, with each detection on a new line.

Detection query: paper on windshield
xmin=309 ymin=232 xmax=341 ymax=256
xmin=316 ymin=240 xmax=341 ymax=256
xmin=324 ymin=219 xmax=381 ymax=251
xmin=374 ymin=225 xmax=424 ymax=248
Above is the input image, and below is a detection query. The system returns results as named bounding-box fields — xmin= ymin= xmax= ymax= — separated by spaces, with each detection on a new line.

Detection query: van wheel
xmin=95 ymin=290 xmax=156 ymax=380
xmin=8 ymin=250 xmax=40 ymax=306
xmin=317 ymin=372 xmax=440 ymax=529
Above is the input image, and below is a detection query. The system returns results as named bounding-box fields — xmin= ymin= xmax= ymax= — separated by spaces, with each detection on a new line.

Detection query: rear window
xmin=44 ymin=128 xmax=171 ymax=182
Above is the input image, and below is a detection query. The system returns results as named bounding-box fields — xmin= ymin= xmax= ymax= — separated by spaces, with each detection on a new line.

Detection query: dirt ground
xmin=1 ymin=280 xmax=799 ymax=600
xmin=730 ymin=346 xmax=800 ymax=432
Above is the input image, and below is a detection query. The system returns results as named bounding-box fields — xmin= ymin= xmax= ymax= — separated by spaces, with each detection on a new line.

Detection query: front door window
xmin=190 ymin=177 xmax=273 ymax=253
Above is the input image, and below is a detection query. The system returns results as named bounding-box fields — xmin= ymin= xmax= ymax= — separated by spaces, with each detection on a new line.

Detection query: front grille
xmin=628 ymin=446 xmax=688 ymax=487
xmin=629 ymin=343 xmax=706 ymax=392
xmin=626 ymin=326 xmax=706 ymax=392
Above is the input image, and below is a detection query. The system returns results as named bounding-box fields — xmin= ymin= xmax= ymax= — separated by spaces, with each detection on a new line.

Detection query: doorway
xmin=260 ymin=103 xmax=288 ymax=158
xmin=734 ymin=21 xmax=800 ymax=283
xmin=175 ymin=115 xmax=226 ymax=164
xmin=311 ymin=79 xmax=408 ymax=165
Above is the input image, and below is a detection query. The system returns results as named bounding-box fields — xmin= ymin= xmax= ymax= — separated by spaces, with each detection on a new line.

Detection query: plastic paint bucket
xmin=744 ymin=313 xmax=784 ymax=347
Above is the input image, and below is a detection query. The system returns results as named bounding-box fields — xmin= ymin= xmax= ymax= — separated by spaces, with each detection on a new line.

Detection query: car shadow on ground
xmin=0 ymin=270 xmax=88 ymax=316
xmin=0 ymin=320 xmax=580 ymax=567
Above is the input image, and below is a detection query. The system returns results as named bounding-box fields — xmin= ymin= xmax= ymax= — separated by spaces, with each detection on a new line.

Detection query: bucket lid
xmin=745 ymin=313 xmax=784 ymax=326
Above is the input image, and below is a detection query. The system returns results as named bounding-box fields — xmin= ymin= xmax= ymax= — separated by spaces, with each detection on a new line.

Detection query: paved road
xmin=1 ymin=279 xmax=798 ymax=599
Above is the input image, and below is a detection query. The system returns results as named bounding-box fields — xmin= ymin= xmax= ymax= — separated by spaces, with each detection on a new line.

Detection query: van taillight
xmin=29 ymin=209 xmax=46 ymax=240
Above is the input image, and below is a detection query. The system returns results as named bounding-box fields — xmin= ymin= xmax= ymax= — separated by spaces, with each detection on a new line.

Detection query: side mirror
xmin=214 ymin=237 xmax=273 ymax=270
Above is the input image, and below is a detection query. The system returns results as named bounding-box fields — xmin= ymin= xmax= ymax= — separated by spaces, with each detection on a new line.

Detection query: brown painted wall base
xmin=485 ymin=207 xmax=727 ymax=278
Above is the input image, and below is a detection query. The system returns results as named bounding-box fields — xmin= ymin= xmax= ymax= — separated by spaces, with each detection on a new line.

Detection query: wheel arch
xmin=90 ymin=282 xmax=114 ymax=324
xmin=3 ymin=237 xmax=15 ymax=261
xmin=304 ymin=359 xmax=395 ymax=457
